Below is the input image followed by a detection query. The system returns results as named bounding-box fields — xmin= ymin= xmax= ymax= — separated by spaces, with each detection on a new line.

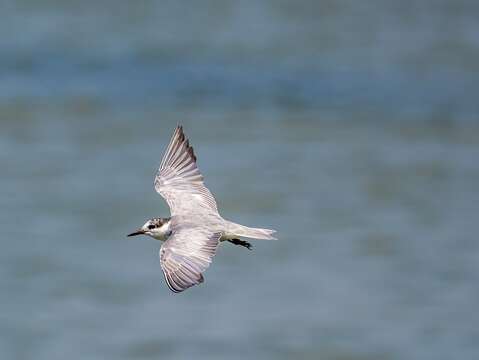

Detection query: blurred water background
xmin=1 ymin=1 xmax=479 ymax=359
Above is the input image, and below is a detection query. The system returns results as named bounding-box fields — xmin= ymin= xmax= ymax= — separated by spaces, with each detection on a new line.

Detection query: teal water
xmin=1 ymin=1 xmax=479 ymax=359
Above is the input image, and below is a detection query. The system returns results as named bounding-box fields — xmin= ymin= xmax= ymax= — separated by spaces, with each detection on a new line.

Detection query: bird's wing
xmin=159 ymin=228 xmax=222 ymax=293
xmin=154 ymin=126 xmax=218 ymax=216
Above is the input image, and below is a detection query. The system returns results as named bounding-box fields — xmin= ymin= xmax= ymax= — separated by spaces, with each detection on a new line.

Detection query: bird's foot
xmin=228 ymin=238 xmax=252 ymax=250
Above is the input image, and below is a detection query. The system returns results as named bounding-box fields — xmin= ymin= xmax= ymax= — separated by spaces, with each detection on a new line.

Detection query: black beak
xmin=127 ymin=230 xmax=145 ymax=237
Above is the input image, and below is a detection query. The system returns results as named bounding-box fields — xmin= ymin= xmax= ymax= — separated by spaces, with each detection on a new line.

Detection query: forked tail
xmin=225 ymin=221 xmax=277 ymax=240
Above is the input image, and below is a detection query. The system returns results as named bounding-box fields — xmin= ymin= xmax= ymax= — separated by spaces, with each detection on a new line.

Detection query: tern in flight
xmin=128 ymin=126 xmax=277 ymax=293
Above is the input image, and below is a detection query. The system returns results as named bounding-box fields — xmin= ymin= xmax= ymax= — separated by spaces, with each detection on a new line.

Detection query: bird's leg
xmin=228 ymin=238 xmax=252 ymax=250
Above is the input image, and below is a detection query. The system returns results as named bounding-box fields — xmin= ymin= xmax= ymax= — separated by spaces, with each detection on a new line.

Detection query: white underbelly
xmin=220 ymin=232 xmax=236 ymax=242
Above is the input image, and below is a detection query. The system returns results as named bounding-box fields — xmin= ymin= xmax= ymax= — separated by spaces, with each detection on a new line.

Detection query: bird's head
xmin=127 ymin=217 xmax=171 ymax=240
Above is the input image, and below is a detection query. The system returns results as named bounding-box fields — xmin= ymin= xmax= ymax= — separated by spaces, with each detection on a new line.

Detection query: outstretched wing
xmin=159 ymin=229 xmax=222 ymax=293
xmin=154 ymin=126 xmax=218 ymax=216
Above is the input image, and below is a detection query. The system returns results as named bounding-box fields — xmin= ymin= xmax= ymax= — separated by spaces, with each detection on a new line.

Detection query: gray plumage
xmin=130 ymin=125 xmax=276 ymax=293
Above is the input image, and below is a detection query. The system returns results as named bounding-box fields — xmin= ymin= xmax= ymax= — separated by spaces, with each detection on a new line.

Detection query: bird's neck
xmin=151 ymin=219 xmax=172 ymax=241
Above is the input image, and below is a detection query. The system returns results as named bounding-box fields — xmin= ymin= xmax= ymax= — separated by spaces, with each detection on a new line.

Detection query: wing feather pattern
xmin=155 ymin=126 xmax=218 ymax=216
xmin=160 ymin=230 xmax=222 ymax=293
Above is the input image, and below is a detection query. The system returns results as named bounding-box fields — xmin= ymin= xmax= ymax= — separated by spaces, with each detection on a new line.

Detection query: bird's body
xmin=128 ymin=126 xmax=276 ymax=293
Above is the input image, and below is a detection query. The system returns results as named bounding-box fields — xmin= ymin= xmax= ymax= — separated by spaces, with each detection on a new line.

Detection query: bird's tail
xmin=225 ymin=221 xmax=277 ymax=240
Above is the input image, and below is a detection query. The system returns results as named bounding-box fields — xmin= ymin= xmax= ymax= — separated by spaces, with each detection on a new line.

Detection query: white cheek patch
xmin=157 ymin=223 xmax=172 ymax=238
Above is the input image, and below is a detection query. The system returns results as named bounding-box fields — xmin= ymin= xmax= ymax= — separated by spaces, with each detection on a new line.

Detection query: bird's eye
xmin=148 ymin=224 xmax=155 ymax=230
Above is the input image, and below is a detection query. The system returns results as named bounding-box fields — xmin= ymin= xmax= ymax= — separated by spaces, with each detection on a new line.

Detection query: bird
xmin=128 ymin=125 xmax=277 ymax=293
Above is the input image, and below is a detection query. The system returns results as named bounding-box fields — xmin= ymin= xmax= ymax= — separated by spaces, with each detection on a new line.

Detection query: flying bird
xmin=128 ymin=126 xmax=277 ymax=293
